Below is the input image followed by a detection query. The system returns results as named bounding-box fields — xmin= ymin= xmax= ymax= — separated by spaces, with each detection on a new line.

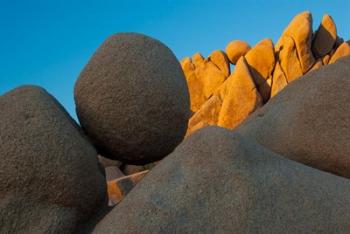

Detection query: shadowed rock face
xmin=0 ymin=86 xmax=106 ymax=233
xmin=237 ymin=56 xmax=350 ymax=178
xmin=93 ymin=127 xmax=350 ymax=233
xmin=312 ymin=14 xmax=337 ymax=58
xmin=75 ymin=32 xmax=190 ymax=165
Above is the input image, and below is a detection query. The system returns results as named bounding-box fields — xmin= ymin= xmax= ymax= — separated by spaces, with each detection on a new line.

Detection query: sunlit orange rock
xmin=209 ymin=50 xmax=230 ymax=77
xmin=245 ymin=38 xmax=275 ymax=102
xmin=312 ymin=14 xmax=337 ymax=58
xmin=276 ymin=36 xmax=303 ymax=82
xmin=277 ymin=11 xmax=315 ymax=73
xmin=187 ymin=57 xmax=262 ymax=135
xmin=225 ymin=40 xmax=251 ymax=65
xmin=322 ymin=54 xmax=331 ymax=65
xmin=107 ymin=170 xmax=149 ymax=206
xmin=181 ymin=57 xmax=205 ymax=112
xmin=329 ymin=42 xmax=350 ymax=64
xmin=181 ymin=53 xmax=228 ymax=112
xmin=270 ymin=62 xmax=288 ymax=97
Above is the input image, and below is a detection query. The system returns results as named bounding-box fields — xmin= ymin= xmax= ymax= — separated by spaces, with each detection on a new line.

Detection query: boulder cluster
xmin=1 ymin=11 xmax=350 ymax=234
xmin=183 ymin=11 xmax=350 ymax=135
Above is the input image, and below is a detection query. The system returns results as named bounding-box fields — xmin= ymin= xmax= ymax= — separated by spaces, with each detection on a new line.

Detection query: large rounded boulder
xmin=93 ymin=126 xmax=350 ymax=233
xmin=75 ymin=33 xmax=190 ymax=165
xmin=0 ymin=86 xmax=106 ymax=233
xmin=236 ymin=56 xmax=350 ymax=178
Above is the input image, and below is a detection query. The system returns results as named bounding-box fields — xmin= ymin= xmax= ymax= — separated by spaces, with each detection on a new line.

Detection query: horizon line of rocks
xmin=181 ymin=11 xmax=350 ymax=135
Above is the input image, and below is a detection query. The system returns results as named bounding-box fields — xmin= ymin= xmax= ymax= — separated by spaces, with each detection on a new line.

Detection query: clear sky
xmin=1 ymin=0 xmax=349 ymax=119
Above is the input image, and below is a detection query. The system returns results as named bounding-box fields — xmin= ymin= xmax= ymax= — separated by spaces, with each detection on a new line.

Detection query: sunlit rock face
xmin=183 ymin=11 xmax=350 ymax=135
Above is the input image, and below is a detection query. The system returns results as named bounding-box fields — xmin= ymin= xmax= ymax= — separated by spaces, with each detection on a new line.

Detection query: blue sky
xmin=1 ymin=0 xmax=349 ymax=119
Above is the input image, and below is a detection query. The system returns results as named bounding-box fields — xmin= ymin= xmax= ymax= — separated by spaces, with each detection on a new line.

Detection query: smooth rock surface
xmin=94 ymin=127 xmax=350 ymax=234
xmin=245 ymin=39 xmax=275 ymax=102
xmin=225 ymin=40 xmax=251 ymax=65
xmin=237 ymin=57 xmax=350 ymax=178
xmin=276 ymin=35 xmax=304 ymax=82
xmin=75 ymin=33 xmax=190 ymax=164
xmin=0 ymin=86 xmax=106 ymax=233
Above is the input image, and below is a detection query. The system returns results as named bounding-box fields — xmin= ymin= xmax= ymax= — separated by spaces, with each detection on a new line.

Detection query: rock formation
xmin=93 ymin=127 xmax=350 ymax=233
xmin=236 ymin=56 xmax=350 ymax=178
xmin=0 ymin=86 xmax=106 ymax=233
xmin=183 ymin=11 xmax=350 ymax=135
xmin=2 ymin=11 xmax=350 ymax=233
xmin=75 ymin=33 xmax=190 ymax=165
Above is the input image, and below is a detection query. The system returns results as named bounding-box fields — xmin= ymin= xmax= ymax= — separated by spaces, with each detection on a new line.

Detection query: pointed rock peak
xmin=312 ymin=14 xmax=337 ymax=58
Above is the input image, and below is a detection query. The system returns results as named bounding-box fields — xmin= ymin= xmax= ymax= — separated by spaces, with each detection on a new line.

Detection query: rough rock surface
xmin=0 ymin=86 xmax=106 ymax=233
xmin=237 ymin=57 xmax=350 ymax=178
xmin=187 ymin=57 xmax=262 ymax=134
xmin=94 ymin=127 xmax=350 ymax=233
xmin=312 ymin=14 xmax=337 ymax=58
xmin=75 ymin=33 xmax=190 ymax=165
xmin=225 ymin=40 xmax=251 ymax=64
xmin=277 ymin=11 xmax=315 ymax=73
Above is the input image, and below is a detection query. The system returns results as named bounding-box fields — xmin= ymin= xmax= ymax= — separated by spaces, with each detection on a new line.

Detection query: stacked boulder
xmin=183 ymin=11 xmax=350 ymax=135
xmin=94 ymin=55 xmax=350 ymax=234
xmin=0 ymin=33 xmax=190 ymax=233
xmin=1 ymin=11 xmax=350 ymax=234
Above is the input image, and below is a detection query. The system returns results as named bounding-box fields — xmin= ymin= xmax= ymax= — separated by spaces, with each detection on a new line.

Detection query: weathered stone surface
xmin=107 ymin=170 xmax=149 ymax=206
xmin=75 ymin=33 xmax=190 ymax=165
xmin=0 ymin=86 xmax=106 ymax=233
xmin=181 ymin=57 xmax=206 ymax=112
xmin=329 ymin=42 xmax=350 ymax=64
xmin=245 ymin=39 xmax=275 ymax=102
xmin=277 ymin=11 xmax=315 ymax=73
xmin=217 ymin=57 xmax=263 ymax=128
xmin=312 ymin=14 xmax=337 ymax=58
xmin=270 ymin=61 xmax=288 ymax=97
xmin=194 ymin=58 xmax=228 ymax=100
xmin=276 ymin=36 xmax=304 ymax=82
xmin=94 ymin=127 xmax=350 ymax=233
xmin=209 ymin=50 xmax=230 ymax=77
xmin=237 ymin=57 xmax=350 ymax=178
xmin=225 ymin=40 xmax=251 ymax=64
xmin=187 ymin=57 xmax=262 ymax=135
